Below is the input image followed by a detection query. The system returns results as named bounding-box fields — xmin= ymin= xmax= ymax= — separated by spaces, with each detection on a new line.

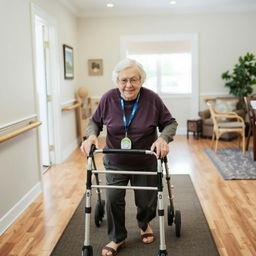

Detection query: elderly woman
xmin=80 ymin=58 xmax=178 ymax=256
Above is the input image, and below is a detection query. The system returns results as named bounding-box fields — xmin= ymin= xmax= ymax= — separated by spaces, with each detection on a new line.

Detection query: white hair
xmin=112 ymin=58 xmax=146 ymax=85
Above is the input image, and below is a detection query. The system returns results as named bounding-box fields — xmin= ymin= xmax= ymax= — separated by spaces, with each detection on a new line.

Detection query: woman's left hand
xmin=150 ymin=137 xmax=169 ymax=158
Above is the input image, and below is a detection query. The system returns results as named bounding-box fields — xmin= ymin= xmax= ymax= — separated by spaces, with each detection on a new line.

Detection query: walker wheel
xmin=167 ymin=205 xmax=174 ymax=226
xmin=82 ymin=245 xmax=93 ymax=256
xmin=157 ymin=249 xmax=168 ymax=256
xmin=94 ymin=200 xmax=105 ymax=227
xmin=174 ymin=210 xmax=181 ymax=237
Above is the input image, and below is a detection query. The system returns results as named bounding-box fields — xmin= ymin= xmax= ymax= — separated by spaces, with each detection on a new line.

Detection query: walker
xmin=82 ymin=146 xmax=181 ymax=256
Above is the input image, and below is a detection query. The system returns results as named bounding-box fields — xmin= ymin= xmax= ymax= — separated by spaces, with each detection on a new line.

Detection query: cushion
xmin=215 ymin=98 xmax=239 ymax=121
xmin=215 ymin=98 xmax=238 ymax=113
xmin=204 ymin=118 xmax=213 ymax=126
xmin=218 ymin=122 xmax=244 ymax=128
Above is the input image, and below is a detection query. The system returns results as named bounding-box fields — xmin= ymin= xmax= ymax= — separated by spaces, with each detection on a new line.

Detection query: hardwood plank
xmin=0 ymin=136 xmax=256 ymax=256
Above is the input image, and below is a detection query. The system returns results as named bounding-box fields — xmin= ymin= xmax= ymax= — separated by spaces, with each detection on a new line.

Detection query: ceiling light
xmin=170 ymin=1 xmax=176 ymax=4
xmin=107 ymin=3 xmax=114 ymax=8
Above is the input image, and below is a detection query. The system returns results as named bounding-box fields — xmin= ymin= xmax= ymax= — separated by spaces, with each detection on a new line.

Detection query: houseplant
xmin=221 ymin=52 xmax=256 ymax=98
xmin=222 ymin=52 xmax=256 ymax=134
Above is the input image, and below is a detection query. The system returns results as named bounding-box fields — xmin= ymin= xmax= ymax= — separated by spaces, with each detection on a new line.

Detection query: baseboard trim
xmin=0 ymin=182 xmax=42 ymax=235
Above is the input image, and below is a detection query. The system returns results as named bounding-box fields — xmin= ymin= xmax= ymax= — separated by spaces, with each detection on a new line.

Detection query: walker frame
xmin=82 ymin=146 xmax=181 ymax=256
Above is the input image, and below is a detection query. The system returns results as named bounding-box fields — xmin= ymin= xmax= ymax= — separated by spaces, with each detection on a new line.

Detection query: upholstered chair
xmin=207 ymin=101 xmax=245 ymax=153
xmin=199 ymin=97 xmax=245 ymax=140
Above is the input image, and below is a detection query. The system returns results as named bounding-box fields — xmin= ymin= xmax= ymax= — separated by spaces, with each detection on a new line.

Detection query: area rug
xmin=204 ymin=148 xmax=256 ymax=180
xmin=50 ymin=175 xmax=219 ymax=256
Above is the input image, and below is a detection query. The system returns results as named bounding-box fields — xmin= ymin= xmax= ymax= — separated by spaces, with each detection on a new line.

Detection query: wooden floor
xmin=0 ymin=135 xmax=256 ymax=256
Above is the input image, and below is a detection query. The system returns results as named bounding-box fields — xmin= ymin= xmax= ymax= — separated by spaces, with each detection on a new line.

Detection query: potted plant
xmin=221 ymin=52 xmax=256 ymax=134
xmin=222 ymin=52 xmax=256 ymax=99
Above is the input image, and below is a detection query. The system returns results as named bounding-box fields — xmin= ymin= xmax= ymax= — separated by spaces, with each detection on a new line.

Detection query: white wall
xmin=0 ymin=0 xmax=41 ymax=234
xmin=0 ymin=0 xmax=79 ymax=235
xmin=77 ymin=12 xmax=256 ymax=130
xmin=0 ymin=0 xmax=37 ymax=126
xmin=77 ymin=12 xmax=256 ymax=96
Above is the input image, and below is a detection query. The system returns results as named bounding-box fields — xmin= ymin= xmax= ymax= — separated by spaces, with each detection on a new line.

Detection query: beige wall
xmin=76 ymin=12 xmax=256 ymax=131
xmin=78 ymin=12 xmax=256 ymax=96
xmin=0 ymin=0 xmax=41 ymax=231
xmin=0 ymin=0 xmax=79 ymax=234
xmin=77 ymin=12 xmax=256 ymax=97
xmin=0 ymin=132 xmax=40 ymax=217
xmin=0 ymin=0 xmax=36 ymax=126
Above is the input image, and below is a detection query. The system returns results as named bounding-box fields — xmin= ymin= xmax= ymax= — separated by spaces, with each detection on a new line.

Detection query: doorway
xmin=35 ymin=17 xmax=54 ymax=172
xmin=31 ymin=4 xmax=62 ymax=173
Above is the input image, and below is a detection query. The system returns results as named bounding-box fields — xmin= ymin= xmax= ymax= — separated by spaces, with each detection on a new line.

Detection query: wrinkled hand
xmin=150 ymin=137 xmax=169 ymax=158
xmin=80 ymin=135 xmax=99 ymax=156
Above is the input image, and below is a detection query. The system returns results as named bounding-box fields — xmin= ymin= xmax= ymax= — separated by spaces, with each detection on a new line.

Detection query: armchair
xmin=198 ymin=97 xmax=245 ymax=140
xmin=207 ymin=101 xmax=245 ymax=153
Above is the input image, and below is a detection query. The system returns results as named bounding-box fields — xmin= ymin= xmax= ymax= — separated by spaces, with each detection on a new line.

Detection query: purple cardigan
xmin=92 ymin=87 xmax=176 ymax=170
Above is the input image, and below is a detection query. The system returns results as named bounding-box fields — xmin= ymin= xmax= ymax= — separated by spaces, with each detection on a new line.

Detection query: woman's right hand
xmin=80 ymin=135 xmax=99 ymax=156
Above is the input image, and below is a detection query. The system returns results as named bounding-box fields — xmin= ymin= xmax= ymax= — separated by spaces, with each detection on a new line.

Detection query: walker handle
xmin=102 ymin=149 xmax=148 ymax=155
xmin=89 ymin=144 xmax=97 ymax=157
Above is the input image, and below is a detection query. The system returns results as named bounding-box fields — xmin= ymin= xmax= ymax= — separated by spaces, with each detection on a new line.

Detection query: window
xmin=127 ymin=53 xmax=192 ymax=95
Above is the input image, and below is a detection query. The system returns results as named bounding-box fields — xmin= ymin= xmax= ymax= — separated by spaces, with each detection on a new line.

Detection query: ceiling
xmin=59 ymin=0 xmax=256 ymax=17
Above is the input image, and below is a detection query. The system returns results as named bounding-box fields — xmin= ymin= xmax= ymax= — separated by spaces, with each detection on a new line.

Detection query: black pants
xmin=104 ymin=157 xmax=158 ymax=243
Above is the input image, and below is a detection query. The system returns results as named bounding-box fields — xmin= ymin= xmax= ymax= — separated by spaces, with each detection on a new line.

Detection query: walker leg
xmin=163 ymin=158 xmax=182 ymax=238
xmin=162 ymin=159 xmax=175 ymax=226
xmin=93 ymin=159 xmax=105 ymax=227
xmin=82 ymin=157 xmax=93 ymax=256
xmin=156 ymin=159 xmax=168 ymax=255
xmin=157 ymin=250 xmax=168 ymax=256
xmin=157 ymin=191 xmax=167 ymax=255
xmin=82 ymin=189 xmax=93 ymax=256
xmin=82 ymin=245 xmax=93 ymax=256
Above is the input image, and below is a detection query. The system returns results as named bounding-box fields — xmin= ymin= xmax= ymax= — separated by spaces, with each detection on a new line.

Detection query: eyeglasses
xmin=118 ymin=78 xmax=141 ymax=86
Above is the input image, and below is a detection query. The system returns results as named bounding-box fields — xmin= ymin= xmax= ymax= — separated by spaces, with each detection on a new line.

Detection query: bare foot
xmin=102 ymin=240 xmax=125 ymax=256
xmin=140 ymin=225 xmax=155 ymax=244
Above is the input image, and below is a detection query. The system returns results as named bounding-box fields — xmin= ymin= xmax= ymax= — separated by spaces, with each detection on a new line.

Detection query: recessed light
xmin=170 ymin=1 xmax=176 ymax=4
xmin=107 ymin=3 xmax=114 ymax=8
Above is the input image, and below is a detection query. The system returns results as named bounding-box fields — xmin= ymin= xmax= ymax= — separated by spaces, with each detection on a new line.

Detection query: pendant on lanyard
xmin=120 ymin=136 xmax=132 ymax=149
xmin=120 ymin=93 xmax=140 ymax=149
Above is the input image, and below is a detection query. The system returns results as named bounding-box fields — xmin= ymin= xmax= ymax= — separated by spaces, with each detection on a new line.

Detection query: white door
xmin=34 ymin=16 xmax=55 ymax=172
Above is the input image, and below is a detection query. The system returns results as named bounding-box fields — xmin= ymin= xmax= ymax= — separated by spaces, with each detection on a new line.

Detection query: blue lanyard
xmin=120 ymin=93 xmax=140 ymax=136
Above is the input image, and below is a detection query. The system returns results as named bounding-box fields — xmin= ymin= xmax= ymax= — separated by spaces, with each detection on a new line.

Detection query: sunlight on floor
xmin=169 ymin=163 xmax=191 ymax=174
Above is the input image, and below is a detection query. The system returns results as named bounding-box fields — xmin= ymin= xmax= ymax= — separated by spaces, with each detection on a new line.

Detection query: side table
xmin=187 ymin=119 xmax=202 ymax=139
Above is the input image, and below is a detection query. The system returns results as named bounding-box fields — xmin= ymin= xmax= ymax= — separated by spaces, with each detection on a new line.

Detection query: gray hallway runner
xmin=51 ymin=175 xmax=219 ymax=256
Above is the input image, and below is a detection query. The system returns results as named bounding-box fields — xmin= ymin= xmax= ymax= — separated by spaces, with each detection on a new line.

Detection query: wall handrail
xmin=0 ymin=120 xmax=41 ymax=143
xmin=0 ymin=114 xmax=38 ymax=130
xmin=62 ymin=102 xmax=81 ymax=112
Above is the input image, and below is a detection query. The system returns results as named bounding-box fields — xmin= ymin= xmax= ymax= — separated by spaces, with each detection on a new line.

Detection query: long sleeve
xmin=86 ymin=118 xmax=101 ymax=137
xmin=159 ymin=119 xmax=178 ymax=143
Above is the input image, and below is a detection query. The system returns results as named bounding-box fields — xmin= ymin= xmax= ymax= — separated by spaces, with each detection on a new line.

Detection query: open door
xmin=34 ymin=16 xmax=55 ymax=172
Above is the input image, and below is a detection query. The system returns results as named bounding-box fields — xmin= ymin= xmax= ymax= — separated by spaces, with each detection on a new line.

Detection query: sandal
xmin=102 ymin=241 xmax=126 ymax=256
xmin=140 ymin=225 xmax=155 ymax=244
xmin=141 ymin=233 xmax=155 ymax=244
